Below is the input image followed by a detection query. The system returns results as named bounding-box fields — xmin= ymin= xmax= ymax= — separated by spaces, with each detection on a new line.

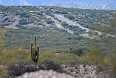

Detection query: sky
xmin=0 ymin=0 xmax=116 ymax=6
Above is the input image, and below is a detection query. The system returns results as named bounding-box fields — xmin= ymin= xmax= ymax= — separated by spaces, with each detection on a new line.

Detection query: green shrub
xmin=69 ymin=46 xmax=91 ymax=56
xmin=55 ymin=11 xmax=62 ymax=14
xmin=45 ymin=20 xmax=54 ymax=24
xmin=64 ymin=15 xmax=75 ymax=20
xmin=19 ymin=19 xmax=29 ymax=25
xmin=38 ymin=60 xmax=64 ymax=73
xmin=3 ymin=18 xmax=9 ymax=22
xmin=48 ymin=14 xmax=55 ymax=17
xmin=15 ymin=12 xmax=20 ymax=15
xmin=61 ymin=11 xmax=68 ymax=14
xmin=19 ymin=12 xmax=30 ymax=18
xmin=2 ymin=14 xmax=7 ymax=17
xmin=37 ymin=12 xmax=43 ymax=16
xmin=7 ymin=63 xmax=36 ymax=77
xmin=61 ymin=21 xmax=69 ymax=28
xmin=37 ymin=23 xmax=43 ymax=25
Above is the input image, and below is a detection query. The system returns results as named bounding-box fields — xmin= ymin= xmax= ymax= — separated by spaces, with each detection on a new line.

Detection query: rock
xmin=63 ymin=65 xmax=97 ymax=78
xmin=17 ymin=70 xmax=75 ymax=78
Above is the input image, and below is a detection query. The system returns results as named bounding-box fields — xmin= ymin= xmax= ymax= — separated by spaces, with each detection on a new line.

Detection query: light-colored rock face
xmin=17 ymin=70 xmax=75 ymax=78
xmin=63 ymin=65 xmax=97 ymax=78
xmin=62 ymin=65 xmax=113 ymax=78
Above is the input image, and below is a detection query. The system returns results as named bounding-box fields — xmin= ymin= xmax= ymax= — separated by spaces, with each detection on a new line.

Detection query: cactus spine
xmin=31 ymin=35 xmax=39 ymax=67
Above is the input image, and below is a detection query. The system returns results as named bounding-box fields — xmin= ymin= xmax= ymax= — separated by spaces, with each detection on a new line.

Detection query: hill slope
xmin=0 ymin=6 xmax=116 ymax=51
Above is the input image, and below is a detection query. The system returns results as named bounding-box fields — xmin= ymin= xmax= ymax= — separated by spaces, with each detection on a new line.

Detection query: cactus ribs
xmin=31 ymin=35 xmax=39 ymax=64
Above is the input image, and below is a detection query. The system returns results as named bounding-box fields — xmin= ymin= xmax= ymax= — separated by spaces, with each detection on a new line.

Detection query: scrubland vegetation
xmin=0 ymin=5 xmax=116 ymax=77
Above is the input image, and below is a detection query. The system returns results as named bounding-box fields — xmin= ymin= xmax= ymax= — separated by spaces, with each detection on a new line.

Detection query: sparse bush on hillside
xmin=61 ymin=11 xmax=68 ymax=14
xmin=45 ymin=19 xmax=54 ymax=24
xmin=19 ymin=12 xmax=30 ymax=18
xmin=2 ymin=13 xmax=7 ymax=17
xmin=19 ymin=20 xmax=29 ymax=25
xmin=48 ymin=14 xmax=55 ymax=17
xmin=3 ymin=18 xmax=9 ymax=22
xmin=69 ymin=46 xmax=91 ymax=56
xmin=15 ymin=12 xmax=20 ymax=15
xmin=7 ymin=63 xmax=36 ymax=77
xmin=36 ymin=12 xmax=43 ymax=16
xmin=45 ymin=10 xmax=53 ymax=15
xmin=64 ymin=14 xmax=75 ymax=20
xmin=61 ymin=21 xmax=69 ymax=28
xmin=38 ymin=51 xmax=55 ymax=63
xmin=55 ymin=11 xmax=62 ymax=14
xmin=38 ymin=60 xmax=64 ymax=73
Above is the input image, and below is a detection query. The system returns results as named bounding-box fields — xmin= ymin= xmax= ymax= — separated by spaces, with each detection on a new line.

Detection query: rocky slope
xmin=17 ymin=65 xmax=114 ymax=78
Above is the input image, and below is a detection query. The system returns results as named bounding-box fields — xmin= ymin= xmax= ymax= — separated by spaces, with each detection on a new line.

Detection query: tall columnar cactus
xmin=31 ymin=35 xmax=39 ymax=66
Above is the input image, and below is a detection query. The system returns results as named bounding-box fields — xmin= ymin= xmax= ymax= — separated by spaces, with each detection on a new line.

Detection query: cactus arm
xmin=37 ymin=45 xmax=39 ymax=61
xmin=31 ymin=41 xmax=34 ymax=61
xmin=34 ymin=35 xmax=37 ymax=62
xmin=34 ymin=35 xmax=36 ymax=52
xmin=32 ymin=46 xmax=35 ymax=61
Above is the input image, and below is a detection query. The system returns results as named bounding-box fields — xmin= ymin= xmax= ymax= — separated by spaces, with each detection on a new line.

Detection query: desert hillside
xmin=0 ymin=5 xmax=116 ymax=78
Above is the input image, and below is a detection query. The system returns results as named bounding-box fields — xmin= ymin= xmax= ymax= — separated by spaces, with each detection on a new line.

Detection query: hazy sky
xmin=0 ymin=0 xmax=116 ymax=6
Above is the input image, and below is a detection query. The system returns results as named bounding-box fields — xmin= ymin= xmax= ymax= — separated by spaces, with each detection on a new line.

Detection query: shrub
xmin=61 ymin=22 xmax=69 ymax=27
xmin=38 ymin=60 xmax=64 ymax=73
xmin=61 ymin=11 xmax=68 ymax=14
xmin=2 ymin=14 xmax=7 ymax=17
xmin=15 ymin=12 xmax=20 ymax=15
xmin=3 ymin=18 xmax=9 ymax=22
xmin=96 ymin=64 xmax=105 ymax=72
xmin=37 ymin=23 xmax=43 ymax=25
xmin=45 ymin=20 xmax=54 ymax=24
xmin=55 ymin=11 xmax=62 ymax=14
xmin=64 ymin=15 xmax=75 ymax=20
xmin=7 ymin=63 xmax=36 ymax=77
xmin=69 ymin=46 xmax=91 ymax=56
xmin=37 ymin=12 xmax=43 ymax=16
xmin=19 ymin=12 xmax=30 ymax=18
xmin=19 ymin=19 xmax=29 ymax=25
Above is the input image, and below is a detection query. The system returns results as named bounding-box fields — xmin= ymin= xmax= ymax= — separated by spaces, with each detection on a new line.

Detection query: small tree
xmin=69 ymin=46 xmax=91 ymax=56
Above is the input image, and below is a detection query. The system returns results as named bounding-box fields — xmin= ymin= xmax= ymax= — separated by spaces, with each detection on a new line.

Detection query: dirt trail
xmin=45 ymin=14 xmax=74 ymax=34
xmin=55 ymin=14 xmax=115 ymax=37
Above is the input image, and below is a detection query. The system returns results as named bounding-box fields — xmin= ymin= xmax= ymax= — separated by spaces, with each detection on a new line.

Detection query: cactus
xmin=31 ymin=35 xmax=39 ymax=67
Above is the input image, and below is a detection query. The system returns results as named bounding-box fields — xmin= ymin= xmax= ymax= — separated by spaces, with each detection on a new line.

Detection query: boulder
xmin=17 ymin=70 xmax=75 ymax=78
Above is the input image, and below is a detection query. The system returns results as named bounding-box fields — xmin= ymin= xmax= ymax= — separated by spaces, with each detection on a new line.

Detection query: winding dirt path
xmin=55 ymin=14 xmax=115 ymax=37
xmin=45 ymin=14 xmax=74 ymax=34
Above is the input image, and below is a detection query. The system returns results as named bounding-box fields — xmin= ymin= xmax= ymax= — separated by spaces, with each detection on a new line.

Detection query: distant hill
xmin=46 ymin=1 xmax=116 ymax=10
xmin=0 ymin=0 xmax=116 ymax=10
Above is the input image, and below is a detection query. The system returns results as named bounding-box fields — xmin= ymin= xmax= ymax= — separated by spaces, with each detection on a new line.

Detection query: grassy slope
xmin=4 ymin=26 xmax=89 ymax=52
